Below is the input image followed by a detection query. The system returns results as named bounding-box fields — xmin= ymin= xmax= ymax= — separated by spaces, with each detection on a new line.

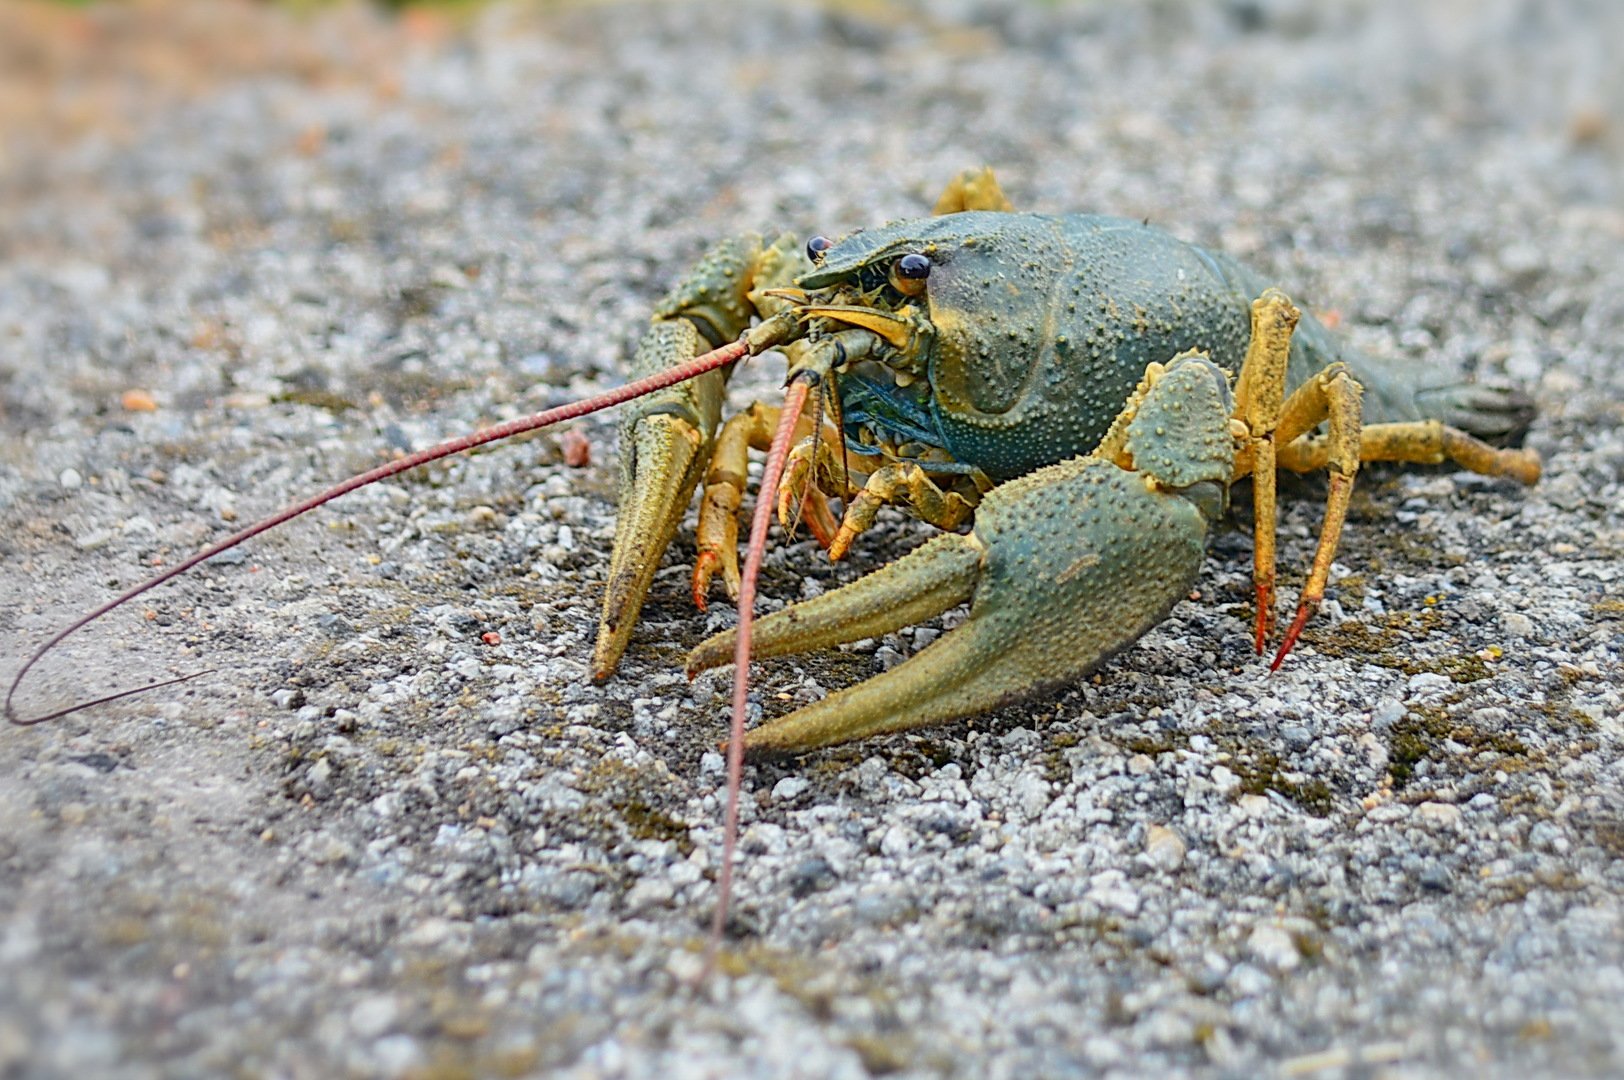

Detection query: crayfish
xmin=7 ymin=168 xmax=1542 ymax=962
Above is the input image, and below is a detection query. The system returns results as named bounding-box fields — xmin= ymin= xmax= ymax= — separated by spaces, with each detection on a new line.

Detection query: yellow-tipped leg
xmin=828 ymin=462 xmax=979 ymax=561
xmin=1277 ymin=419 xmax=1541 ymax=486
xmin=776 ymin=436 xmax=847 ymax=551
xmin=1229 ymin=289 xmax=1374 ymax=667
xmin=1251 ymin=436 xmax=1278 ymax=652
xmin=692 ymin=403 xmax=781 ymax=609
xmin=1266 ymin=366 xmax=1364 ymax=668
xmin=694 ymin=403 xmax=850 ymax=607
xmin=931 ymin=166 xmax=1015 ymax=215
xmin=1264 ymin=408 xmax=1541 ymax=665
xmin=786 ymin=477 xmax=841 ymax=552
xmin=1232 ymin=289 xmax=1300 ymax=653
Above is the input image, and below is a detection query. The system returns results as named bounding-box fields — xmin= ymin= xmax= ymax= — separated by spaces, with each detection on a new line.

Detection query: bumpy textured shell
xmin=807 ymin=212 xmax=1421 ymax=481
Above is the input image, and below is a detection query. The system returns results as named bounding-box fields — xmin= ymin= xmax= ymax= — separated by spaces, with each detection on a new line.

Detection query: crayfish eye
xmin=805 ymin=235 xmax=834 ymax=263
xmin=889 ymin=252 xmax=932 ymax=296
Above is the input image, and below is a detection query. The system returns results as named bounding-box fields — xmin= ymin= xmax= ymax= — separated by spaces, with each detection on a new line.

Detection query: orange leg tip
xmin=1253 ymin=582 xmax=1275 ymax=655
xmin=827 ymin=528 xmax=856 ymax=562
xmin=1269 ymin=604 xmax=1316 ymax=671
xmin=802 ymin=490 xmax=840 ymax=552
xmin=692 ymin=553 xmax=718 ymax=611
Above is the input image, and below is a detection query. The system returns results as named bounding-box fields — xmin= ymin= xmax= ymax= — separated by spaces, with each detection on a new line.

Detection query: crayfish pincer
xmin=7 ymin=168 xmax=1542 ymax=970
xmin=686 ymin=352 xmax=1240 ymax=752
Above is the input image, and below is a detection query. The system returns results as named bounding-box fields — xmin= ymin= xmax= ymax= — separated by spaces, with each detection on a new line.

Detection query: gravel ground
xmin=2 ymin=1 xmax=1621 ymax=1077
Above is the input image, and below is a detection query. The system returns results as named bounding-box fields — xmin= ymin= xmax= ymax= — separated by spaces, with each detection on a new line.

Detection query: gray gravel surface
xmin=2 ymin=1 xmax=1622 ymax=1077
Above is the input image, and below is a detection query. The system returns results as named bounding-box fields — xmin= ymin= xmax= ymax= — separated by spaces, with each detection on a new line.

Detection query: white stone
xmin=350 ymin=995 xmax=399 ymax=1038
xmin=1417 ymin=801 xmax=1463 ymax=829
xmin=772 ymin=776 xmax=810 ymax=802
xmin=1502 ymin=611 xmax=1535 ymax=638
xmin=1143 ymin=825 xmax=1187 ymax=871
xmin=879 ymin=824 xmax=914 ymax=858
xmin=1248 ymin=923 xmax=1302 ymax=972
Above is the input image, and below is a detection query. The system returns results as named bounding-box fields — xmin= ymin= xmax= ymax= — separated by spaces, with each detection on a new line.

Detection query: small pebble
xmin=120 ymin=388 xmax=158 ymax=412
xmin=1417 ymin=802 xmax=1464 ymax=829
xmin=1143 ymin=825 xmax=1186 ymax=871
xmin=350 ymin=996 xmax=399 ymax=1038
xmin=1248 ymin=924 xmax=1302 ymax=973
xmin=561 ymin=428 xmax=592 ymax=467
xmin=771 ymin=776 xmax=809 ymax=801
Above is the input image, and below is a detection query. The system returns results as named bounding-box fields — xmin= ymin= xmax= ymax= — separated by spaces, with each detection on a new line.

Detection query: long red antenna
xmin=701 ymin=374 xmax=812 ymax=974
xmin=7 ymin=339 xmax=750 ymax=726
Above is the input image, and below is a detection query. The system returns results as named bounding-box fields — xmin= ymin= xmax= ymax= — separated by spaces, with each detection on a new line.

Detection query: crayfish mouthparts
xmin=781 ymin=334 xmax=854 ymax=388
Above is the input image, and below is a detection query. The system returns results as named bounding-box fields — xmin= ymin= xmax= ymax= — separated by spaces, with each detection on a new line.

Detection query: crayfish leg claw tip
xmin=1268 ymin=608 xmax=1315 ymax=672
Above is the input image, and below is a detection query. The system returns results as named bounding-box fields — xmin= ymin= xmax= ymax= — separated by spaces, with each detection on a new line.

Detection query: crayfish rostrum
xmin=7 ymin=168 xmax=1543 ymax=962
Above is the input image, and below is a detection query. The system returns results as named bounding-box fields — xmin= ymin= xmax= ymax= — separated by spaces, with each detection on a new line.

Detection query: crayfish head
xmin=801 ymin=213 xmax=1087 ymax=432
xmin=757 ymin=275 xmax=934 ymax=389
xmin=785 ymin=219 xmax=967 ymax=383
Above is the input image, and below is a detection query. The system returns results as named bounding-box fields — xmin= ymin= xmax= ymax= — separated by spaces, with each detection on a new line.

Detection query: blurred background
xmin=3 ymin=0 xmax=1618 ymax=426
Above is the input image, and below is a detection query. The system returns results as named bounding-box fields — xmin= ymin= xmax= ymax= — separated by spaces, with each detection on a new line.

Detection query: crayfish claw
xmin=693 ymin=355 xmax=1239 ymax=753
xmin=591 ymin=320 xmax=726 ymax=681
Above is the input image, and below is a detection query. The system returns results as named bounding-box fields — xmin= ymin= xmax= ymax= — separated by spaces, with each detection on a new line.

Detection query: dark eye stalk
xmin=890 ymin=252 xmax=931 ymax=297
xmin=805 ymin=235 xmax=834 ymax=263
